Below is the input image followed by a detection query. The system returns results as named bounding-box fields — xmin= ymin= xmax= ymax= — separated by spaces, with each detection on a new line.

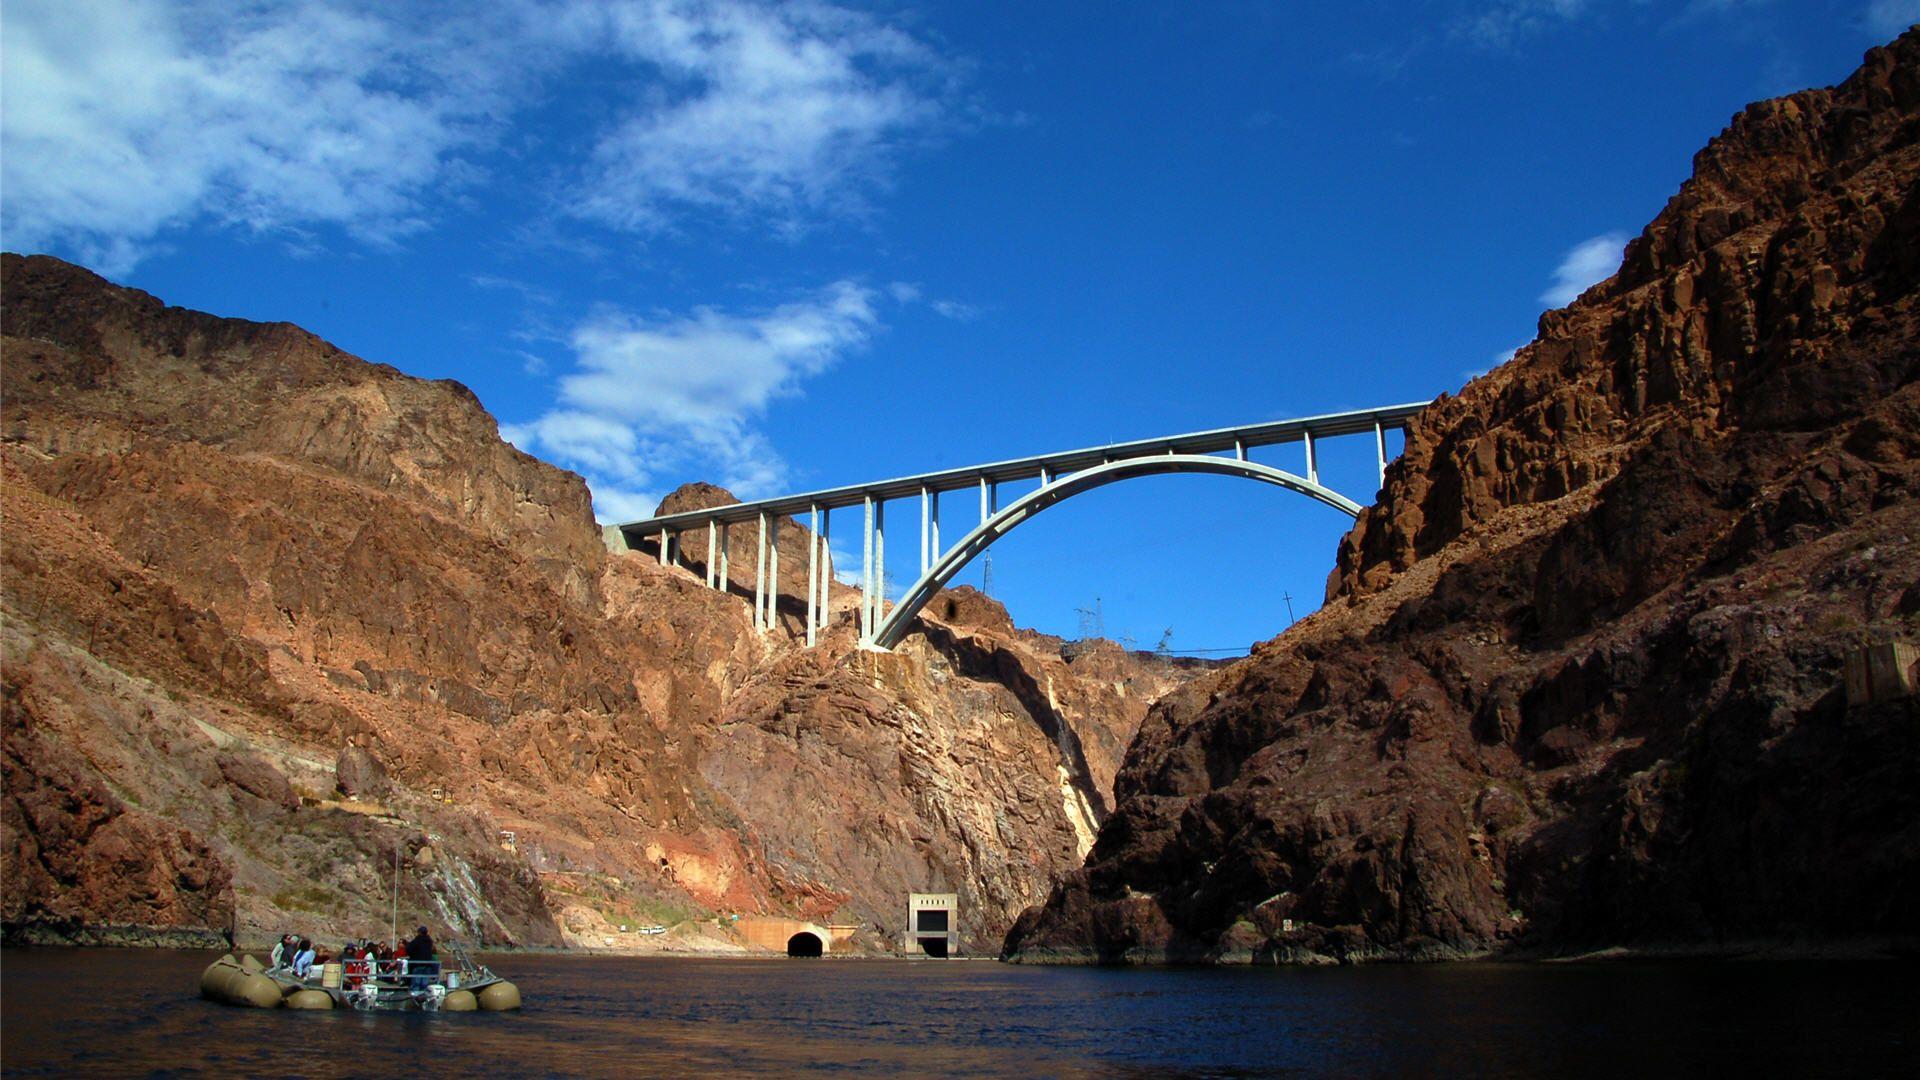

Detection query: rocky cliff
xmin=0 ymin=254 xmax=1196 ymax=953
xmin=1005 ymin=32 xmax=1920 ymax=963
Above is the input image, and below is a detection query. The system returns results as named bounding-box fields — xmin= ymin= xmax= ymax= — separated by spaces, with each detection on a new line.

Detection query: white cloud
xmin=931 ymin=299 xmax=981 ymax=321
xmin=0 ymin=0 xmax=955 ymax=272
xmin=1463 ymin=345 xmax=1522 ymax=383
xmin=0 ymin=0 xmax=524 ymax=274
xmin=1540 ymin=232 xmax=1628 ymax=307
xmin=1866 ymin=0 xmax=1920 ymax=37
xmin=505 ymin=282 xmax=884 ymax=521
xmin=557 ymin=0 xmax=949 ymax=234
xmin=1459 ymin=0 xmax=1593 ymax=47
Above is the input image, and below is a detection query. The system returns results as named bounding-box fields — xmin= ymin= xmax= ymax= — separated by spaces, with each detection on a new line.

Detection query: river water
xmin=1 ymin=948 xmax=1912 ymax=1077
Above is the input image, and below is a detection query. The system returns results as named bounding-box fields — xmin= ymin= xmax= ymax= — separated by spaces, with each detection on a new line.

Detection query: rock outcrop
xmin=0 ymin=254 xmax=1197 ymax=952
xmin=1005 ymin=31 xmax=1920 ymax=963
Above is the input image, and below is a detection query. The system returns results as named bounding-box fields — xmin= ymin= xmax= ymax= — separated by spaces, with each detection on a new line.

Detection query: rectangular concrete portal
xmin=906 ymin=893 xmax=958 ymax=957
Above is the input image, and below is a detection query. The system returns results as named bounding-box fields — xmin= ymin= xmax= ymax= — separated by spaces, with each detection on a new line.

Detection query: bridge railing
xmin=604 ymin=401 xmax=1428 ymax=649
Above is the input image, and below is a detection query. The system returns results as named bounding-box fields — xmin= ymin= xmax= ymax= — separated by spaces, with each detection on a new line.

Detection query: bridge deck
xmin=609 ymin=401 xmax=1426 ymax=537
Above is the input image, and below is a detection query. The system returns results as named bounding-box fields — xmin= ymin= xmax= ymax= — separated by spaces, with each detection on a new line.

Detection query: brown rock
xmin=0 ymin=245 xmax=1203 ymax=951
xmin=1008 ymin=31 xmax=1920 ymax=964
xmin=334 ymin=746 xmax=390 ymax=800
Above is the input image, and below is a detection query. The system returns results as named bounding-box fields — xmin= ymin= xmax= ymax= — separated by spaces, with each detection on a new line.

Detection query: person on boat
xmin=407 ymin=926 xmax=436 ymax=989
xmin=270 ymin=934 xmax=292 ymax=969
xmin=293 ymin=939 xmax=317 ymax=978
xmin=391 ymin=939 xmax=408 ymax=982
xmin=342 ymin=942 xmax=368 ymax=989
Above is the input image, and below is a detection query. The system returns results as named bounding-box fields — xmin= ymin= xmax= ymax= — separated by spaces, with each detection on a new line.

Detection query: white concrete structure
xmin=603 ymin=402 xmax=1427 ymax=650
xmin=905 ymin=893 xmax=958 ymax=957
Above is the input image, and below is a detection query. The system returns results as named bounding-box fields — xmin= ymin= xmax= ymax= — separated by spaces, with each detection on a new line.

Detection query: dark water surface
xmin=2 ymin=948 xmax=1914 ymax=1077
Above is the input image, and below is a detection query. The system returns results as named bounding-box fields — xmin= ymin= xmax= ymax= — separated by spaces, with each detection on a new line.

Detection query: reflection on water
xmin=1 ymin=948 xmax=1913 ymax=1077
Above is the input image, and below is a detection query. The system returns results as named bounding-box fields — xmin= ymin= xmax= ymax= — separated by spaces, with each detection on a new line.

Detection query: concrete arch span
xmin=871 ymin=454 xmax=1363 ymax=649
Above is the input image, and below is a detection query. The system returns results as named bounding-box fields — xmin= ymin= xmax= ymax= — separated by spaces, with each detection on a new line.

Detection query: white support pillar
xmin=861 ymin=496 xmax=874 ymax=644
xmin=1304 ymin=430 xmax=1319 ymax=485
xmin=1234 ymin=437 xmax=1247 ymax=461
xmin=1039 ymin=465 xmax=1052 ymax=487
xmin=706 ymin=521 xmax=717 ymax=588
xmin=806 ymin=505 xmax=819 ymax=647
xmin=658 ymin=529 xmax=669 ymax=566
xmin=919 ymin=486 xmax=931 ymax=575
xmin=754 ymin=512 xmax=769 ymax=632
xmin=719 ymin=523 xmax=731 ymax=593
xmin=873 ymin=499 xmax=886 ymax=624
xmin=929 ymin=489 xmax=940 ymax=567
xmin=767 ymin=517 xmax=780 ymax=632
xmin=978 ymin=476 xmax=989 ymax=524
xmin=1374 ymin=421 xmax=1388 ymax=487
xmin=817 ymin=508 xmax=832 ymax=639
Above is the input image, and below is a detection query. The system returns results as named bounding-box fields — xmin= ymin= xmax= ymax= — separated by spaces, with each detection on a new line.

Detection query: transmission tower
xmin=1075 ymin=597 xmax=1105 ymax=641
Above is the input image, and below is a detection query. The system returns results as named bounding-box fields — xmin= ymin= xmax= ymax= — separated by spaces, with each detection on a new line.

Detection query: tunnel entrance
xmin=915 ymin=936 xmax=949 ymax=958
xmin=787 ymin=932 xmax=824 ymax=957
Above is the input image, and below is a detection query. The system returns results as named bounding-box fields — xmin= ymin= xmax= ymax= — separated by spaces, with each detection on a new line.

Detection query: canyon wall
xmin=1006 ymin=31 xmax=1920 ymax=963
xmin=0 ymin=254 xmax=1195 ymax=953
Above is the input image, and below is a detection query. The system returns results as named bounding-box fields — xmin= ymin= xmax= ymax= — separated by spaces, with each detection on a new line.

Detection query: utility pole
xmin=1282 ymin=591 xmax=1296 ymax=626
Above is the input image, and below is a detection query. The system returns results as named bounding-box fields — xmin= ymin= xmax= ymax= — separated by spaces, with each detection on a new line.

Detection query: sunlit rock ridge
xmin=0 ymin=252 xmax=1201 ymax=954
xmin=1004 ymin=30 xmax=1920 ymax=964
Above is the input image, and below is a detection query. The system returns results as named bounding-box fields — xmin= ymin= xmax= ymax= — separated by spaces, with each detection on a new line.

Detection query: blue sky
xmin=5 ymin=1 xmax=1913 ymax=654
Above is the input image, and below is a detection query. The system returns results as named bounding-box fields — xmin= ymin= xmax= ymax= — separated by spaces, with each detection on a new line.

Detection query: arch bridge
xmin=604 ymin=402 xmax=1427 ymax=650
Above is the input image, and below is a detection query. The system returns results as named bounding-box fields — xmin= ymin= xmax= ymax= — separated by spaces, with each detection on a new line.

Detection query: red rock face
xmin=1006 ymin=32 xmax=1920 ymax=963
xmin=0 ymin=254 xmax=1195 ymax=952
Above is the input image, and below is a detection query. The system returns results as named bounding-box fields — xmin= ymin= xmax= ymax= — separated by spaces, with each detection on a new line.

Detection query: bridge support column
xmin=919 ymin=486 xmax=931 ymax=575
xmin=706 ymin=521 xmax=717 ymax=588
xmin=719 ymin=523 xmax=730 ymax=593
xmin=768 ymin=518 xmax=780 ymax=632
xmin=929 ymin=490 xmax=940 ymax=570
xmin=1234 ymin=438 xmax=1247 ymax=461
xmin=658 ymin=529 xmax=669 ymax=566
xmin=861 ymin=496 xmax=874 ymax=644
xmin=1304 ymin=430 xmax=1319 ymax=485
xmin=816 ymin=508 xmax=831 ymax=640
xmin=1374 ymin=421 xmax=1388 ymax=488
xmin=806 ymin=505 xmax=819 ymax=647
xmin=878 ymin=503 xmax=887 ymax=637
xmin=754 ymin=512 xmax=768 ymax=632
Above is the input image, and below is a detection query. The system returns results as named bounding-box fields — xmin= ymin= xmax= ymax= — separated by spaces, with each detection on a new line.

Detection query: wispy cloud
xmin=0 ymin=0 xmax=957 ymax=273
xmin=0 ymin=0 xmax=525 ymax=274
xmin=1866 ymin=0 xmax=1920 ymax=37
xmin=1463 ymin=346 xmax=1523 ymax=383
xmin=557 ymin=0 xmax=951 ymax=235
xmin=930 ymin=299 xmax=982 ymax=321
xmin=1458 ymin=0 xmax=1594 ymax=47
xmin=1540 ymin=232 xmax=1628 ymax=307
xmin=502 ymin=282 xmax=886 ymax=520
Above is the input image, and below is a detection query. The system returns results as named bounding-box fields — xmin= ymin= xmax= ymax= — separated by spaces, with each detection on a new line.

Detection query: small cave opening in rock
xmin=916 ymin=936 xmax=949 ymax=958
xmin=787 ymin=932 xmax=824 ymax=957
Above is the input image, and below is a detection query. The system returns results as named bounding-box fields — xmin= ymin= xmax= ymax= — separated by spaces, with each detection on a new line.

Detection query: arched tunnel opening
xmin=787 ymin=932 xmax=824 ymax=957
xmin=916 ymin=936 xmax=949 ymax=958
